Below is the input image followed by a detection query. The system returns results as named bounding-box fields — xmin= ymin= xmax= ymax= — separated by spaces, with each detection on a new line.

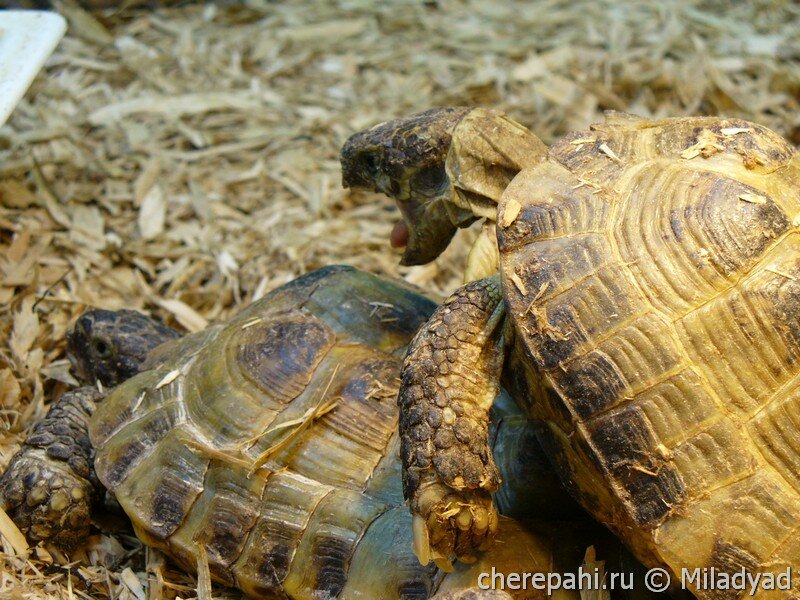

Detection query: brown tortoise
xmin=1 ymin=265 xmax=640 ymax=599
xmin=341 ymin=108 xmax=800 ymax=598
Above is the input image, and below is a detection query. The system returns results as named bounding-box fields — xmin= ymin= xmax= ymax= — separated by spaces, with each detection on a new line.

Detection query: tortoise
xmin=341 ymin=108 xmax=800 ymax=597
xmin=1 ymin=265 xmax=632 ymax=599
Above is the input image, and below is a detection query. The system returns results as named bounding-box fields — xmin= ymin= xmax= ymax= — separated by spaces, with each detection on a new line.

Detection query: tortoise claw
xmin=411 ymin=480 xmax=499 ymax=568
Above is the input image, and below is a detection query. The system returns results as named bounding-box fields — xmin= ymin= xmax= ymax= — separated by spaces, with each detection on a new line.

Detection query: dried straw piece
xmin=0 ymin=506 xmax=28 ymax=556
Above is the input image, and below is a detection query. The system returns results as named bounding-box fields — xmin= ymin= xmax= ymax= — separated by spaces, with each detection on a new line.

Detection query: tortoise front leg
xmin=399 ymin=276 xmax=507 ymax=569
xmin=0 ymin=386 xmax=105 ymax=550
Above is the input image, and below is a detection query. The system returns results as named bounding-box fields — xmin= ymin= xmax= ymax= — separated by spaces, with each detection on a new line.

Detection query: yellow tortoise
xmin=342 ymin=108 xmax=800 ymax=598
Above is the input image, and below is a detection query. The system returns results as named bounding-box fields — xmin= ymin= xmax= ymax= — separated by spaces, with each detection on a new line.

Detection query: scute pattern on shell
xmin=497 ymin=113 xmax=800 ymax=593
xmin=89 ymin=266 xmax=442 ymax=599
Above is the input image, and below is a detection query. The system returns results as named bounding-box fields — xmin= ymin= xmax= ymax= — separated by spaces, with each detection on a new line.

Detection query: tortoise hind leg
xmin=0 ymin=386 xmax=105 ymax=550
xmin=399 ymin=275 xmax=507 ymax=569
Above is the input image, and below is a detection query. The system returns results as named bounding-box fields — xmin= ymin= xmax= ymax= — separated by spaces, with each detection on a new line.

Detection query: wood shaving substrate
xmin=1 ymin=0 xmax=799 ymax=597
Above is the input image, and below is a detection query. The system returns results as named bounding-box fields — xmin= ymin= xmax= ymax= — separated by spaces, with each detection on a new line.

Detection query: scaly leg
xmin=0 ymin=386 xmax=105 ymax=550
xmin=399 ymin=275 xmax=507 ymax=569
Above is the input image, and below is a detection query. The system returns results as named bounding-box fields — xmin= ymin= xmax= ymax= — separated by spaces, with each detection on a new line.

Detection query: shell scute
xmin=165 ymin=463 xmax=269 ymax=584
xmin=233 ymin=470 xmax=333 ymax=597
xmin=583 ymin=404 xmax=686 ymax=527
xmin=116 ymin=428 xmax=208 ymax=543
xmin=92 ymin=266 xmax=440 ymax=597
xmin=503 ymin=114 xmax=800 ymax=582
xmin=612 ymin=161 xmax=791 ymax=316
xmin=496 ymin=160 xmax=611 ymax=252
xmin=236 ymin=313 xmax=336 ymax=403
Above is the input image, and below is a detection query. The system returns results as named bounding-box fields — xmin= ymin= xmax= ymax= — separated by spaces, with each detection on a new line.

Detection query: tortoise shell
xmin=90 ymin=266 xmax=441 ymax=598
xmin=89 ymin=266 xmax=617 ymax=599
xmin=496 ymin=113 xmax=800 ymax=584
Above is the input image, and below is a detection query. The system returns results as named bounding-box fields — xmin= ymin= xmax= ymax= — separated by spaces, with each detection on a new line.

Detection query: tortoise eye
xmin=92 ymin=338 xmax=112 ymax=359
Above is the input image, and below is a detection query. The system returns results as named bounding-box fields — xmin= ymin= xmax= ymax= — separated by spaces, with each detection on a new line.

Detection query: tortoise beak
xmin=340 ymin=150 xmax=459 ymax=265
xmin=340 ymin=107 xmax=476 ymax=265
xmin=65 ymin=327 xmax=90 ymax=384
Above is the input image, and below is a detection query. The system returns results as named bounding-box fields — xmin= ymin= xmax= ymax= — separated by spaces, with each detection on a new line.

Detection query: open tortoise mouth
xmin=65 ymin=349 xmax=89 ymax=386
xmin=391 ymin=220 xmax=410 ymax=248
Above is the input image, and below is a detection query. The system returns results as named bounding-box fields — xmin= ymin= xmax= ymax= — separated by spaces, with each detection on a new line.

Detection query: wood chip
xmin=88 ymin=93 xmax=265 ymax=126
xmin=9 ymin=296 xmax=40 ymax=369
xmin=120 ymin=567 xmax=146 ymax=600
xmin=720 ymin=127 xmax=750 ymax=135
xmin=0 ymin=506 xmax=29 ymax=556
xmin=241 ymin=317 xmax=263 ymax=329
xmin=157 ymin=299 xmax=208 ymax=333
xmin=195 ymin=544 xmax=213 ymax=600
xmin=598 ymin=142 xmax=622 ymax=162
xmin=57 ymin=1 xmax=113 ymax=45
xmin=138 ymin=185 xmax=166 ymax=240
xmin=509 ymin=271 xmax=527 ymax=295
xmin=499 ymin=198 xmax=522 ymax=228
xmin=155 ymin=369 xmax=180 ymax=389
xmin=278 ymin=18 xmax=370 ymax=43
xmin=680 ymin=129 xmax=725 ymax=159
xmin=0 ymin=368 xmax=22 ymax=407
xmin=739 ymin=193 xmax=767 ymax=204
xmin=134 ymin=159 xmax=161 ymax=205
xmin=579 ymin=546 xmax=610 ymax=600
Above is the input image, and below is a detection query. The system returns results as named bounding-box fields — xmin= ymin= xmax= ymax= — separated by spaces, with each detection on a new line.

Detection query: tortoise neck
xmin=445 ymin=108 xmax=548 ymax=222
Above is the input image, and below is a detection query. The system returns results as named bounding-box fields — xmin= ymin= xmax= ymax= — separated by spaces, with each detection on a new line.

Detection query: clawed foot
xmin=0 ymin=450 xmax=94 ymax=550
xmin=0 ymin=387 xmax=102 ymax=550
xmin=398 ymin=276 xmax=507 ymax=571
xmin=411 ymin=480 xmax=499 ymax=571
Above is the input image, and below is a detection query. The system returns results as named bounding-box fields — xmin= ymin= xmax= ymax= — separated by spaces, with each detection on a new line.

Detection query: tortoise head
xmin=66 ymin=309 xmax=181 ymax=387
xmin=341 ymin=107 xmax=474 ymax=265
